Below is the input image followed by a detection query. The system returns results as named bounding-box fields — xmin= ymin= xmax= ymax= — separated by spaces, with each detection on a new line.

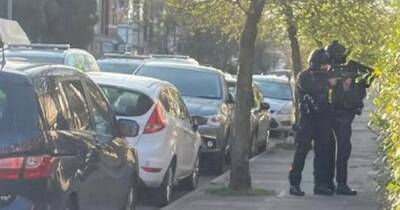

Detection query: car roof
xmin=87 ymin=72 xmax=171 ymax=99
xmin=1 ymin=64 xmax=90 ymax=86
xmin=5 ymin=49 xmax=65 ymax=59
xmin=97 ymin=58 xmax=144 ymax=64
xmin=140 ymin=61 xmax=223 ymax=75
xmin=253 ymin=74 xmax=290 ymax=84
xmin=5 ymin=47 xmax=91 ymax=59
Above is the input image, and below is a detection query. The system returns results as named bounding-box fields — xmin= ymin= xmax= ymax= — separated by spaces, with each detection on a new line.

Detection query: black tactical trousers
xmin=334 ymin=110 xmax=355 ymax=185
xmin=289 ymin=114 xmax=334 ymax=187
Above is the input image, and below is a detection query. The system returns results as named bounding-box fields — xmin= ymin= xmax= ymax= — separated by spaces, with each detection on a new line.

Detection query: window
xmin=101 ymin=86 xmax=153 ymax=117
xmin=0 ymin=90 xmax=6 ymax=121
xmin=62 ymin=81 xmax=91 ymax=131
xmin=137 ymin=66 xmax=223 ymax=99
xmin=159 ymin=88 xmax=173 ymax=113
xmin=98 ymin=61 xmax=141 ymax=74
xmin=85 ymin=55 xmax=100 ymax=72
xmin=0 ymin=83 xmax=39 ymax=133
xmin=170 ymin=89 xmax=190 ymax=122
xmin=86 ymin=82 xmax=115 ymax=138
xmin=39 ymin=83 xmax=71 ymax=130
xmin=65 ymin=54 xmax=86 ymax=72
xmin=254 ymin=80 xmax=292 ymax=100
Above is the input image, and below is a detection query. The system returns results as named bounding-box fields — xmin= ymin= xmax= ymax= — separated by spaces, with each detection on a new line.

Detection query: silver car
xmin=135 ymin=62 xmax=234 ymax=174
xmin=254 ymin=74 xmax=295 ymax=138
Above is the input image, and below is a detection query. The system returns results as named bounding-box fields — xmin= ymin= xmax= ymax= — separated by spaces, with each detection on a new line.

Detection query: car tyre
xmin=182 ymin=155 xmax=200 ymax=190
xmin=212 ymin=151 xmax=226 ymax=175
xmin=123 ymin=185 xmax=136 ymax=210
xmin=154 ymin=165 xmax=174 ymax=207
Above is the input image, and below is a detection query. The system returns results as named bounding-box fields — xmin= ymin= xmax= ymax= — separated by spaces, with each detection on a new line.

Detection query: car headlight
xmin=277 ymin=103 xmax=292 ymax=115
xmin=206 ymin=114 xmax=225 ymax=125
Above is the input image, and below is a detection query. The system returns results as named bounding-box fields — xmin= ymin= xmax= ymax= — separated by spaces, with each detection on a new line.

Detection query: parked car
xmin=149 ymin=54 xmax=199 ymax=65
xmin=253 ymin=74 xmax=295 ymax=138
xmin=4 ymin=44 xmax=100 ymax=72
xmin=0 ymin=64 xmax=139 ymax=210
xmin=88 ymin=72 xmax=201 ymax=206
xmin=250 ymin=84 xmax=272 ymax=155
xmin=97 ymin=53 xmax=149 ymax=74
xmin=225 ymin=76 xmax=271 ymax=155
xmin=135 ymin=62 xmax=234 ymax=174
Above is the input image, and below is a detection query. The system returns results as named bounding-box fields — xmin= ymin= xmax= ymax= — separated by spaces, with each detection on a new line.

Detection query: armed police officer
xmin=289 ymin=48 xmax=337 ymax=196
xmin=325 ymin=41 xmax=371 ymax=195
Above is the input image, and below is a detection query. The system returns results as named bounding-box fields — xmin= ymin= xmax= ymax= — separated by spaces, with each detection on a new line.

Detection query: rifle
xmin=328 ymin=60 xmax=375 ymax=86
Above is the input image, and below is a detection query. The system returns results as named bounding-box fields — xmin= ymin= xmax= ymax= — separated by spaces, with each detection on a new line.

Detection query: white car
xmin=254 ymin=74 xmax=295 ymax=138
xmin=88 ymin=72 xmax=201 ymax=206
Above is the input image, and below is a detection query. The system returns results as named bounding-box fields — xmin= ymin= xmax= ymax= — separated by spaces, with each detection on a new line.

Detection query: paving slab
xmin=163 ymin=107 xmax=379 ymax=210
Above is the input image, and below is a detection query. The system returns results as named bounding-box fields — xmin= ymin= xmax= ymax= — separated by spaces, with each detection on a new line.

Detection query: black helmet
xmin=325 ymin=40 xmax=347 ymax=64
xmin=308 ymin=48 xmax=330 ymax=70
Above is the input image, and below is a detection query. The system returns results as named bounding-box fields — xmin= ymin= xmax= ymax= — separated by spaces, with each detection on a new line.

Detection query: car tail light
xmin=0 ymin=157 xmax=24 ymax=180
xmin=141 ymin=166 xmax=162 ymax=173
xmin=0 ymin=155 xmax=53 ymax=180
xmin=23 ymin=155 xmax=52 ymax=179
xmin=144 ymin=102 xmax=166 ymax=134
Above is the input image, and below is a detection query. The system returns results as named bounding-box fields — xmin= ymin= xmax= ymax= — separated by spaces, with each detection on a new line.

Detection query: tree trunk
xmin=230 ymin=0 xmax=266 ymax=191
xmin=287 ymin=24 xmax=302 ymax=76
xmin=282 ymin=2 xmax=302 ymax=77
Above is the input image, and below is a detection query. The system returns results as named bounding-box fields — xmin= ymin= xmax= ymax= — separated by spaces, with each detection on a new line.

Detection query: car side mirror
xmin=118 ymin=119 xmax=139 ymax=138
xmin=260 ymin=102 xmax=270 ymax=111
xmin=191 ymin=116 xmax=201 ymax=131
xmin=226 ymin=93 xmax=235 ymax=104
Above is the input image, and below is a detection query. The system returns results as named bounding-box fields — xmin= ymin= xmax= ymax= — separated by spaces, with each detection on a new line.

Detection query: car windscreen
xmin=100 ymin=86 xmax=153 ymax=117
xmin=97 ymin=61 xmax=141 ymax=74
xmin=0 ymin=82 xmax=40 ymax=133
xmin=255 ymin=80 xmax=292 ymax=100
xmin=136 ymin=66 xmax=223 ymax=99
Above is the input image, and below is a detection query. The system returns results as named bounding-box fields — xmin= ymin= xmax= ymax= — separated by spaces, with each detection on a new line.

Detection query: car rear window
xmin=100 ymin=86 xmax=153 ymax=117
xmin=254 ymin=80 xmax=292 ymax=100
xmin=98 ymin=61 xmax=141 ymax=74
xmin=136 ymin=65 xmax=223 ymax=99
xmin=0 ymin=83 xmax=39 ymax=133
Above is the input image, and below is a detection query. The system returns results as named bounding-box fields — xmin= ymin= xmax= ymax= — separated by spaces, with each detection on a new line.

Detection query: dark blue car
xmin=0 ymin=64 xmax=139 ymax=210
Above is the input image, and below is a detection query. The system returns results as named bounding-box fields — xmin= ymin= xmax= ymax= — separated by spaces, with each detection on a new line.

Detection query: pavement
xmin=162 ymin=107 xmax=379 ymax=210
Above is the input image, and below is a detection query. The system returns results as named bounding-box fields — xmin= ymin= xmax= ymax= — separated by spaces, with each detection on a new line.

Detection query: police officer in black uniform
xmin=289 ymin=48 xmax=336 ymax=196
xmin=326 ymin=41 xmax=366 ymax=195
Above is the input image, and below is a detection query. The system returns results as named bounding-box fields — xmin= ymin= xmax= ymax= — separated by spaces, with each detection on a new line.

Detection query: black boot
xmin=289 ymin=185 xmax=305 ymax=196
xmin=336 ymin=184 xmax=357 ymax=196
xmin=314 ymin=184 xmax=334 ymax=196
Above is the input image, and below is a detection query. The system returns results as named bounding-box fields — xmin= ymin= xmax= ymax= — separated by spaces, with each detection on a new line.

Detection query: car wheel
xmin=286 ymin=133 xmax=295 ymax=144
xmin=155 ymin=165 xmax=174 ymax=207
xmin=124 ymin=186 xmax=136 ymax=210
xmin=182 ymin=155 xmax=200 ymax=190
xmin=211 ymin=151 xmax=226 ymax=175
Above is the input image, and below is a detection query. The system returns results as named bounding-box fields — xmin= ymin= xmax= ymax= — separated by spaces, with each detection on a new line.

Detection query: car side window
xmin=65 ymin=53 xmax=87 ymax=72
xmin=0 ymin=90 xmax=6 ymax=122
xmin=170 ymin=89 xmax=190 ymax=122
xmin=159 ymin=88 xmax=171 ymax=113
xmin=85 ymin=55 xmax=100 ymax=72
xmin=86 ymin=81 xmax=115 ymax=139
xmin=61 ymin=80 xmax=92 ymax=131
xmin=39 ymin=80 xmax=73 ymax=130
